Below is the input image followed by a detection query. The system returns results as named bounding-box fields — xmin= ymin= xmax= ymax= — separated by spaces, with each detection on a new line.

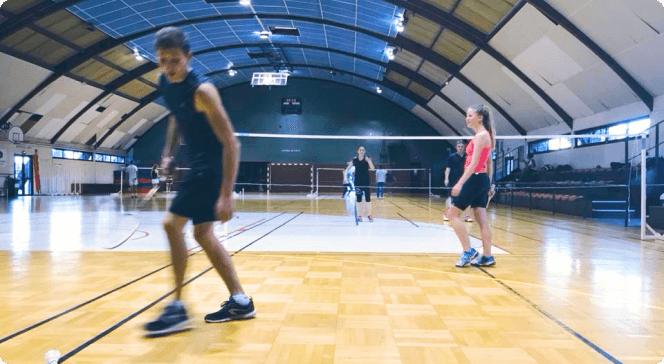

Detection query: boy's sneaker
xmin=367 ymin=214 xmax=374 ymax=222
xmin=205 ymin=296 xmax=257 ymax=323
xmin=144 ymin=300 xmax=191 ymax=337
xmin=455 ymin=248 xmax=479 ymax=267
xmin=471 ymin=255 xmax=496 ymax=267
xmin=443 ymin=215 xmax=449 ymax=221
xmin=357 ymin=215 xmax=362 ymax=222
xmin=464 ymin=215 xmax=474 ymax=222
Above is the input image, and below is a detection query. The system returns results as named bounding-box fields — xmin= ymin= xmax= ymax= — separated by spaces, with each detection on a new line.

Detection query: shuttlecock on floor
xmin=232 ymin=191 xmax=240 ymax=199
xmin=44 ymin=349 xmax=60 ymax=364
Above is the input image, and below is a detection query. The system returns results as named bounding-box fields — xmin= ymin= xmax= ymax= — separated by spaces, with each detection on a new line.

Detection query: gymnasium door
xmin=14 ymin=155 xmax=33 ymax=196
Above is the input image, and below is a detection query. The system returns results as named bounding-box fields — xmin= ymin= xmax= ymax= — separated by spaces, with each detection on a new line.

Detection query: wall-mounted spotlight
xmin=395 ymin=15 xmax=405 ymax=33
xmin=376 ymin=87 xmax=382 ymax=94
xmin=259 ymin=30 xmax=270 ymax=39
xmin=228 ymin=69 xmax=237 ymax=76
xmin=133 ymin=47 xmax=143 ymax=62
xmin=385 ymin=47 xmax=396 ymax=61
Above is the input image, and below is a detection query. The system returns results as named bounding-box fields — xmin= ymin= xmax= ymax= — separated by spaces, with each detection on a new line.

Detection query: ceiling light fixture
xmin=395 ymin=13 xmax=406 ymax=33
xmin=133 ymin=47 xmax=143 ymax=62
xmin=228 ymin=69 xmax=237 ymax=76
xmin=259 ymin=30 xmax=270 ymax=39
xmin=376 ymin=87 xmax=382 ymax=94
xmin=239 ymin=0 xmax=250 ymax=5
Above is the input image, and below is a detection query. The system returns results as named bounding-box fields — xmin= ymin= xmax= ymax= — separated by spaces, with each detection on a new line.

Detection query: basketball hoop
xmin=9 ymin=126 xmax=23 ymax=144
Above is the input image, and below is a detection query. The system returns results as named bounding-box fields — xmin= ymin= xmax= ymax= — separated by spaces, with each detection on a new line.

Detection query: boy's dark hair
xmin=155 ymin=27 xmax=190 ymax=54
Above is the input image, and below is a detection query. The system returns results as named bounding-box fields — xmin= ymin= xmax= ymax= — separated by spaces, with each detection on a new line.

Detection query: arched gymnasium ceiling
xmin=0 ymin=0 xmax=663 ymax=151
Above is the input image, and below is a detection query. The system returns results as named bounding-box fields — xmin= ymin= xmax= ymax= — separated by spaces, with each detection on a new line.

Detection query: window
xmin=629 ymin=118 xmax=651 ymax=135
xmin=54 ymin=149 xmax=124 ymax=164
xmin=52 ymin=148 xmax=92 ymax=161
xmin=94 ymin=152 xmax=125 ymax=164
xmin=529 ymin=117 xmax=651 ymax=154
xmin=528 ymin=137 xmax=572 ymax=154
xmin=548 ymin=138 xmax=572 ymax=151
xmin=505 ymin=156 xmax=515 ymax=176
xmin=576 ymin=117 xmax=650 ymax=147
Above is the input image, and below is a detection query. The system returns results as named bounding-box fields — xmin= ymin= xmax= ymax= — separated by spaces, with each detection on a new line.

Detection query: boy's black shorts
xmin=169 ymin=170 xmax=222 ymax=225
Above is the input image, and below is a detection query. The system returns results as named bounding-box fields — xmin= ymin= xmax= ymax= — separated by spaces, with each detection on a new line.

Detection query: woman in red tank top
xmin=446 ymin=105 xmax=497 ymax=268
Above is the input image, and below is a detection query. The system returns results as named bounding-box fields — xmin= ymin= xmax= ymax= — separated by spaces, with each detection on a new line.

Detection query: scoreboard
xmin=282 ymin=98 xmax=302 ymax=115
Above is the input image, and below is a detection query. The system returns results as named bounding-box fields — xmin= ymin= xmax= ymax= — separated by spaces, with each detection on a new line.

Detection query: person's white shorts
xmin=152 ymin=178 xmax=159 ymax=185
xmin=129 ymin=178 xmax=138 ymax=186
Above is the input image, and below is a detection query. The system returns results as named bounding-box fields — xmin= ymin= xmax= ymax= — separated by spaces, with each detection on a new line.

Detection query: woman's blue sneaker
xmin=471 ymin=255 xmax=496 ymax=267
xmin=455 ymin=248 xmax=479 ymax=267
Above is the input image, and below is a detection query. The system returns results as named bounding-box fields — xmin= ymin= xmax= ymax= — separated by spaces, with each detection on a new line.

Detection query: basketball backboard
xmin=9 ymin=126 xmax=23 ymax=144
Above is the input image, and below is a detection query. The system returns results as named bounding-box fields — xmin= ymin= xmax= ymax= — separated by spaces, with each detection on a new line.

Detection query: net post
xmin=428 ymin=169 xmax=432 ymax=198
xmin=625 ymin=139 xmax=629 ymax=227
xmin=552 ymin=192 xmax=556 ymax=215
xmin=316 ymin=168 xmax=319 ymax=196
xmin=529 ymin=190 xmax=532 ymax=210
xmin=641 ymin=144 xmax=647 ymax=240
xmin=656 ymin=123 xmax=660 ymax=180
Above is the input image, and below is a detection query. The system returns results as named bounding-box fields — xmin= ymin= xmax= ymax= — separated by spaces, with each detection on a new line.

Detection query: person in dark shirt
xmin=150 ymin=164 xmax=160 ymax=188
xmin=344 ymin=146 xmax=375 ymax=222
xmin=143 ymin=26 xmax=255 ymax=337
xmin=444 ymin=141 xmax=473 ymax=222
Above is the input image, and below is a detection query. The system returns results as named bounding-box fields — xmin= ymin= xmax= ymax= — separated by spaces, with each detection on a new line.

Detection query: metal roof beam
xmin=384 ymin=0 xmax=571 ymax=129
xmin=527 ymin=0 xmax=654 ymax=110
xmin=93 ymin=92 xmax=161 ymax=149
xmin=114 ymin=63 xmax=460 ymax=149
xmin=0 ymin=13 xmax=513 ymax=133
xmin=50 ymin=62 xmax=156 ymax=143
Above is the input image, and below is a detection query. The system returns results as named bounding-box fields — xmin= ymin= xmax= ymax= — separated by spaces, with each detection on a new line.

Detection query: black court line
xmin=231 ymin=212 xmax=302 ymax=254
xmin=400 ymin=198 xmax=429 ymax=211
xmin=0 ymin=213 xmax=285 ymax=344
xmin=494 ymin=210 xmax=664 ymax=253
xmin=58 ymin=212 xmax=303 ymax=363
xmin=405 ymin=197 xmax=444 ymax=212
xmin=387 ymin=200 xmax=404 ymax=210
xmin=477 ymin=267 xmax=623 ymax=364
xmin=490 ymin=202 xmax=642 ymax=240
xmin=491 ymin=208 xmax=641 ymax=243
xmin=491 ymin=225 xmax=543 ymax=244
xmin=397 ymin=213 xmax=418 ymax=227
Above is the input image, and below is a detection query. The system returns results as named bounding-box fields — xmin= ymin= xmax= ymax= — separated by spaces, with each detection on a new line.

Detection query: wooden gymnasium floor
xmin=1 ymin=193 xmax=663 ymax=364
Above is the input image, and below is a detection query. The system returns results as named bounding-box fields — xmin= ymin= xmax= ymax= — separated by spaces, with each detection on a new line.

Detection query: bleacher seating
xmin=494 ymin=165 xmax=631 ymax=217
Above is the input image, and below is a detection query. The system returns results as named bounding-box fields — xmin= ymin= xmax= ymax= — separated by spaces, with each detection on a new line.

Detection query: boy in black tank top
xmin=144 ymin=27 xmax=255 ymax=337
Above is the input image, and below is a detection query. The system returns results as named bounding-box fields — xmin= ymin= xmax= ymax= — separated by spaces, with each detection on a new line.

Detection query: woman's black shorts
xmin=452 ymin=173 xmax=490 ymax=210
